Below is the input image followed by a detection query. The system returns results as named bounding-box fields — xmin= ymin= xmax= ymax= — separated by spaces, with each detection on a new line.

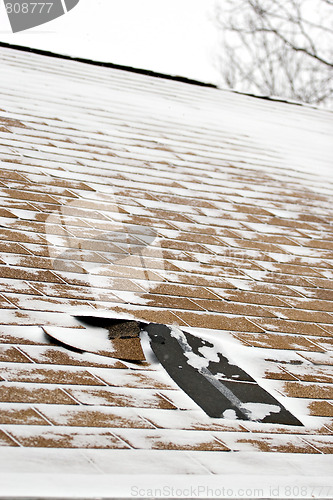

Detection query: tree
xmin=214 ymin=0 xmax=333 ymax=107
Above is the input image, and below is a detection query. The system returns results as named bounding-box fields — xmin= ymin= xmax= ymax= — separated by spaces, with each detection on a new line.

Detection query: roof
xmin=0 ymin=44 xmax=332 ymax=498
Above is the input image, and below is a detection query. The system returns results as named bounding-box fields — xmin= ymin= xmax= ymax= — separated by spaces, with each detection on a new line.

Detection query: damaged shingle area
xmin=145 ymin=323 xmax=303 ymax=426
xmin=76 ymin=316 xmax=141 ymax=339
xmin=43 ymin=318 xmax=146 ymax=362
xmin=108 ymin=320 xmax=141 ymax=339
xmin=74 ymin=316 xmax=302 ymax=425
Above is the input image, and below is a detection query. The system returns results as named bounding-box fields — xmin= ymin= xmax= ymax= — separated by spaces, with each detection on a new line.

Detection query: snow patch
xmin=240 ymin=402 xmax=281 ymax=421
xmin=223 ymin=409 xmax=238 ymax=420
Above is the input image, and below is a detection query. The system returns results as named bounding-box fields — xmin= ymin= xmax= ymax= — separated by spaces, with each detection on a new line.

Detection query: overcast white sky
xmin=0 ymin=0 xmax=221 ymax=84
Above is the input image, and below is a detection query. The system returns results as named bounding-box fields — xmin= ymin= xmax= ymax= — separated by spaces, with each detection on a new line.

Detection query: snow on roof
xmin=0 ymin=44 xmax=332 ymax=496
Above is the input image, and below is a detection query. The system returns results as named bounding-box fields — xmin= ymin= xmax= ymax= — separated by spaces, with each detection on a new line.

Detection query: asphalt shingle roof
xmin=0 ymin=44 xmax=332 ymax=492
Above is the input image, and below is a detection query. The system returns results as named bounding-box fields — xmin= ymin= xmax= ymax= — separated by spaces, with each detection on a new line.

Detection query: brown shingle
xmin=113 ymin=292 xmax=203 ymax=311
xmin=0 ymin=346 xmax=33 ymax=363
xmin=224 ymin=280 xmax=304 ymax=297
xmin=0 ymin=117 xmax=27 ymax=129
xmin=137 ymin=281 xmax=220 ymax=300
xmin=0 ymin=294 xmax=16 ymax=309
xmin=174 ymin=311 xmax=265 ymax=332
xmin=282 ymin=364 xmax=333 ymax=383
xmin=191 ymin=298 xmax=275 ymax=318
xmin=0 ymin=309 xmax=86 ymax=327
xmin=0 ymin=366 xmax=105 ymax=386
xmin=298 ymin=352 xmax=333 ymax=366
xmin=92 ymin=368 xmax=175 ymax=390
xmin=0 ymin=197 xmax=38 ymax=211
xmin=267 ymin=307 xmax=333 ymax=324
xmin=0 ymin=383 xmax=78 ymax=405
xmin=210 ymin=289 xmax=289 ymax=307
xmin=243 ymin=270 xmax=316 ymax=288
xmin=307 ymin=401 xmax=333 ymax=417
xmin=279 ymin=381 xmax=333 ymax=399
xmin=38 ymin=406 xmax=154 ymax=429
xmin=66 ymin=387 xmax=177 ymax=409
xmin=47 ymin=271 xmax=144 ymax=291
xmin=158 ymin=270 xmax=238 ymax=288
xmin=175 ymin=232 xmax=224 ymax=246
xmin=1 ymin=188 xmax=60 ymax=205
xmin=239 ymin=419 xmax=332 ymax=435
xmin=159 ymin=239 xmax=215 ymax=254
xmin=80 ymin=264 xmax=163 ymax=282
xmin=7 ymin=427 xmax=130 ymax=449
xmin=0 ymin=405 xmax=49 ymax=425
xmin=0 ymin=241 xmax=31 ymax=255
xmin=18 ymin=345 xmax=127 ymax=369
xmin=141 ymin=409 xmax=248 ymax=432
xmin=249 ymin=317 xmax=331 ymax=336
xmin=307 ymin=336 xmax=333 ymax=352
xmin=0 ymin=228 xmax=47 ymax=245
xmin=222 ymin=238 xmax=286 ymax=254
xmin=282 ymin=296 xmax=333 ymax=313
xmin=0 ymin=429 xmax=19 ymax=446
xmin=3 ymin=219 xmax=74 ymax=237
xmin=263 ymin=365 xmax=299 ymax=381
xmin=0 ymin=325 xmax=49 ymax=345
xmin=307 ymin=277 xmax=333 ymax=290
xmin=319 ymin=324 xmax=333 ymax=334
xmin=4 ymin=295 xmax=95 ymax=313
xmin=0 ymin=279 xmax=43 ymax=297
xmin=110 ymin=305 xmax=186 ymax=326
xmin=302 ymin=436 xmax=333 ymax=453
xmin=259 ymin=262 xmax=324 ymax=278
xmin=233 ymin=332 xmax=323 ymax=351
xmin=114 ymin=429 xmax=229 ymax=451
xmin=0 ymin=254 xmax=84 ymax=273
xmin=0 ymin=265 xmax=64 ymax=284
xmin=31 ymin=282 xmax=122 ymax=301
xmin=191 ymin=253 xmax=265 ymax=271
xmin=169 ymin=221 xmax=239 ymax=238
xmin=214 ymin=433 xmax=320 ymax=453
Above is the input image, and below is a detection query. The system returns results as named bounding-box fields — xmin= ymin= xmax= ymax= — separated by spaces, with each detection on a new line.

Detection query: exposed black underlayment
xmin=73 ymin=315 xmax=302 ymax=424
xmin=144 ymin=323 xmax=303 ymax=426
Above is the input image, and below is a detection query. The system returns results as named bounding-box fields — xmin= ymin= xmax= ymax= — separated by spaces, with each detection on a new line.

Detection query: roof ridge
xmin=1 ymin=41 xmax=331 ymax=111
xmin=0 ymin=40 xmax=217 ymax=89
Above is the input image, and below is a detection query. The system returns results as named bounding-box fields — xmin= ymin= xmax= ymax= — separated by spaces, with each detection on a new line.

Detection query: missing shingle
xmin=144 ymin=323 xmax=303 ymax=426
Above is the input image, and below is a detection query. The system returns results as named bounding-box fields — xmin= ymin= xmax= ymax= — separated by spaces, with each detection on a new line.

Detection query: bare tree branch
xmin=214 ymin=0 xmax=333 ymax=107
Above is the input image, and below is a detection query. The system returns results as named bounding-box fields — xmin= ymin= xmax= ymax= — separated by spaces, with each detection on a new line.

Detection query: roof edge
xmin=0 ymin=41 xmax=218 ymax=89
xmin=1 ymin=41 xmax=330 ymax=111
